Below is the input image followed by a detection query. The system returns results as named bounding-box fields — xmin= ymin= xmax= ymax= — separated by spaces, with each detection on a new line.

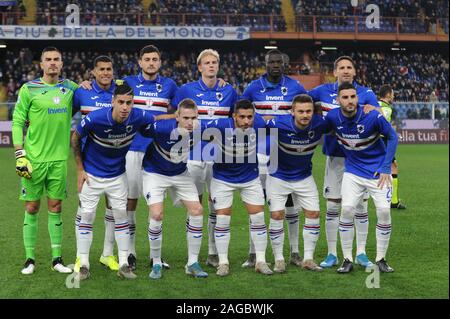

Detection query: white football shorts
xmin=142 ymin=170 xmax=199 ymax=206
xmin=79 ymin=173 xmax=128 ymax=212
xmin=210 ymin=177 xmax=265 ymax=210
xmin=266 ymin=175 xmax=320 ymax=212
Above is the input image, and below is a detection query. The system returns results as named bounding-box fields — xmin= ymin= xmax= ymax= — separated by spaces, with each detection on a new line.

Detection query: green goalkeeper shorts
xmin=19 ymin=160 xmax=68 ymax=201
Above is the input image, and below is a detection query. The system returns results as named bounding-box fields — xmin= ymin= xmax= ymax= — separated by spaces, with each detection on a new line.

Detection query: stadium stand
xmin=0 ymin=0 xmax=26 ymax=24
xmin=1 ymin=46 xmax=447 ymax=116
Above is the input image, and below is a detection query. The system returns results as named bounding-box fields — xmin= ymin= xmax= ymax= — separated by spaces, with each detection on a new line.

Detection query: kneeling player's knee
xmin=189 ymin=204 xmax=203 ymax=217
xmin=341 ymin=206 xmax=355 ymax=220
xmin=376 ymin=208 xmax=391 ymax=224
xmin=270 ymin=211 xmax=284 ymax=220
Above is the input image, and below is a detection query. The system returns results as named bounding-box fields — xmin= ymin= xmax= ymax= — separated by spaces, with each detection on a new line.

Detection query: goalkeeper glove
xmin=15 ymin=149 xmax=32 ymax=179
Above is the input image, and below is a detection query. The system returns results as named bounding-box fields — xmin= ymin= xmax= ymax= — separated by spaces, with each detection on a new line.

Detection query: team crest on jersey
xmin=308 ymin=130 xmax=315 ymax=139
xmin=156 ymin=83 xmax=162 ymax=93
xmin=146 ymin=99 xmax=153 ymax=106
xmin=216 ymin=92 xmax=223 ymax=101
xmin=59 ymin=87 xmax=67 ymax=94
xmin=126 ymin=125 xmax=133 ymax=133
xmin=272 ymin=102 xmax=279 ymax=111
xmin=207 ymin=108 xmax=215 ymax=117
xmin=250 ymin=133 xmax=257 ymax=142
xmin=357 ymin=124 xmax=365 ymax=133
xmin=53 ymin=96 xmax=61 ymax=104
xmin=281 ymin=86 xmax=288 ymax=96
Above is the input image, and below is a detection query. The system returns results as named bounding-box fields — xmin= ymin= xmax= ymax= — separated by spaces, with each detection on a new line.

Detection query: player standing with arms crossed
xmin=13 ymin=47 xmax=76 ymax=275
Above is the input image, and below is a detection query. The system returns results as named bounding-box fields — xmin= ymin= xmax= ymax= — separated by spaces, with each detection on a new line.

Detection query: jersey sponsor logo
xmin=259 ymin=88 xmax=266 ymax=93
xmin=104 ymin=129 xmax=113 ymax=133
xmin=196 ymin=93 xmax=204 ymax=97
xmin=136 ymin=84 xmax=144 ymax=88
xmin=41 ymin=90 xmax=48 ymax=95
xmin=330 ymin=93 xmax=338 ymax=97
xmin=266 ymin=95 xmax=284 ymax=101
xmin=91 ymin=96 xmax=100 ymax=100
xmin=202 ymin=100 xmax=219 ymax=106
xmin=48 ymin=106 xmax=67 ymax=114
xmin=287 ymin=133 xmax=296 ymax=137
xmin=139 ymin=91 xmax=158 ymax=97
xmin=337 ymin=126 xmax=344 ymax=130
xmin=95 ymin=102 xmax=112 ymax=108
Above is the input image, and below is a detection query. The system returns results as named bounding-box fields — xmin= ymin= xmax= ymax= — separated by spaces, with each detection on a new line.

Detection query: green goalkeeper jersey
xmin=12 ymin=78 xmax=78 ymax=163
xmin=379 ymin=100 xmax=393 ymax=123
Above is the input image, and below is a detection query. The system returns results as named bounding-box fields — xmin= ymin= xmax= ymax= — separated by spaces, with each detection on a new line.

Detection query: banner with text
xmin=0 ymin=25 xmax=250 ymax=40
xmin=397 ymin=129 xmax=449 ymax=144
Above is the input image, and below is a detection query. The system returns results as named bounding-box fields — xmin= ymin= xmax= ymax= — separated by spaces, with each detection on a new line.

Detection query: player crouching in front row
xmin=71 ymin=81 xmax=155 ymax=280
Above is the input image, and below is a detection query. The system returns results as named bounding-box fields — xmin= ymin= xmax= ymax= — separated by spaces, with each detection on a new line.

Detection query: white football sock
xmin=355 ymin=200 xmax=369 ymax=255
xmin=269 ymin=218 xmax=284 ymax=261
xmin=285 ymin=206 xmax=299 ymax=254
xmin=250 ymin=212 xmax=268 ymax=263
xmin=113 ymin=209 xmax=130 ymax=267
xmin=187 ymin=215 xmax=203 ymax=266
xmin=102 ymin=208 xmax=115 ymax=257
xmin=303 ymin=218 xmax=320 ymax=261
xmin=325 ymin=200 xmax=340 ymax=256
xmin=148 ymin=218 xmax=163 ymax=266
xmin=207 ymin=200 xmax=218 ymax=255
xmin=215 ymin=215 xmax=231 ymax=265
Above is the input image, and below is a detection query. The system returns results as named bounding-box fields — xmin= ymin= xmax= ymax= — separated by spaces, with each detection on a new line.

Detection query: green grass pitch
xmin=0 ymin=145 xmax=448 ymax=299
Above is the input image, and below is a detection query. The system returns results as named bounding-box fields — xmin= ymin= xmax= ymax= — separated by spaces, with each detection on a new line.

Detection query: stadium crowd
xmin=1 ymin=47 xmax=448 ymax=112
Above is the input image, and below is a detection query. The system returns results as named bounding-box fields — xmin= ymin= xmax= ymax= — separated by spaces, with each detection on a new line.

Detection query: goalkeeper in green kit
xmin=12 ymin=47 xmax=78 ymax=275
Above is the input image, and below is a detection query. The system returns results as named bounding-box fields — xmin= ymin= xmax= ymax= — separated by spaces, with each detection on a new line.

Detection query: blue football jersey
xmin=73 ymin=80 xmax=115 ymax=117
xmin=265 ymin=114 xmax=329 ymax=181
xmin=308 ymin=81 xmax=379 ymax=157
xmin=202 ymin=115 xmax=266 ymax=184
xmin=172 ymin=78 xmax=238 ymax=161
xmin=241 ymin=74 xmax=307 ymax=116
xmin=323 ymin=106 xmax=398 ymax=180
xmin=242 ymin=74 xmax=307 ymax=155
xmin=76 ymin=107 xmax=155 ymax=178
xmin=142 ymin=119 xmax=197 ymax=176
xmin=124 ymin=73 xmax=178 ymax=153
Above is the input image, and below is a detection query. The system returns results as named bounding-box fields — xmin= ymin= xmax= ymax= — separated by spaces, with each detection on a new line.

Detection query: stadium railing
xmin=1 ymin=12 xmax=448 ymax=35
